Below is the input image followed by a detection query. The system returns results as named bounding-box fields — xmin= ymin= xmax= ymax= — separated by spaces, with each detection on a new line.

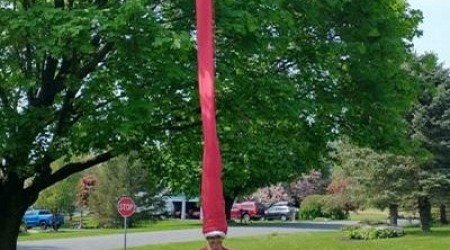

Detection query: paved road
xmin=18 ymin=221 xmax=354 ymax=250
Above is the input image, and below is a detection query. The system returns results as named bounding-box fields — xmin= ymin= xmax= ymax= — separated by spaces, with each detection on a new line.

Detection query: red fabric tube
xmin=195 ymin=0 xmax=228 ymax=236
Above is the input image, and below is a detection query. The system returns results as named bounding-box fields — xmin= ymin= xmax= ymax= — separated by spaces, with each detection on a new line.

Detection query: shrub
xmin=300 ymin=195 xmax=349 ymax=220
xmin=343 ymin=224 xmax=404 ymax=240
xmin=322 ymin=196 xmax=349 ymax=220
xmin=300 ymin=195 xmax=326 ymax=219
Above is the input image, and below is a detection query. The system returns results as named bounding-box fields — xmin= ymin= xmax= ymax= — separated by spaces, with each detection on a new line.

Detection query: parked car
xmin=263 ymin=202 xmax=298 ymax=221
xmin=23 ymin=209 xmax=64 ymax=230
xmin=231 ymin=201 xmax=266 ymax=222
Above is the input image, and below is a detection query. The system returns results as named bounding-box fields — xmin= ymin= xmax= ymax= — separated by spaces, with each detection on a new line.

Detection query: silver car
xmin=263 ymin=202 xmax=298 ymax=221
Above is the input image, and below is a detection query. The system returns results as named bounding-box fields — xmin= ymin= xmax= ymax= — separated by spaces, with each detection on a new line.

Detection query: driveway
xmin=18 ymin=221 xmax=354 ymax=250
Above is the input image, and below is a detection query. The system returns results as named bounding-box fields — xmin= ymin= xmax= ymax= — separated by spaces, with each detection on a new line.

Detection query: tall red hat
xmin=195 ymin=0 xmax=228 ymax=237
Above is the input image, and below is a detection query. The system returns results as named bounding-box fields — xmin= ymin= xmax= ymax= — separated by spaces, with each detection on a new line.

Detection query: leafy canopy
xmin=0 ymin=0 xmax=421 ymax=206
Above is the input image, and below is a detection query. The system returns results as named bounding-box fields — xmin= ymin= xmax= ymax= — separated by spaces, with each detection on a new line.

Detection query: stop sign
xmin=117 ymin=196 xmax=136 ymax=218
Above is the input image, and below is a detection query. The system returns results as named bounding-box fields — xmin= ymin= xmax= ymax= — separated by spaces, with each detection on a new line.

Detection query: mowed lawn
xmin=128 ymin=226 xmax=450 ymax=250
xmin=18 ymin=220 xmax=201 ymax=241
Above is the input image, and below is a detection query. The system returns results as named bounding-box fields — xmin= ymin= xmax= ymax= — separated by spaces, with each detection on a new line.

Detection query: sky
xmin=408 ymin=0 xmax=450 ymax=66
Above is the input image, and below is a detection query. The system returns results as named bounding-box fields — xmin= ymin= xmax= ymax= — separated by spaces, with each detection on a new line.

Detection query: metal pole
xmin=124 ymin=217 xmax=127 ymax=250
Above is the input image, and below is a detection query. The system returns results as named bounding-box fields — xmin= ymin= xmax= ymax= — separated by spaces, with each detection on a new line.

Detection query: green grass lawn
xmin=127 ymin=226 xmax=450 ymax=250
xmin=18 ymin=220 xmax=201 ymax=241
xmin=349 ymin=209 xmax=388 ymax=222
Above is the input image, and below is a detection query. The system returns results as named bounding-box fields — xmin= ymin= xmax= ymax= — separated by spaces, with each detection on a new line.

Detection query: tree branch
xmin=25 ymin=43 xmax=33 ymax=78
xmin=77 ymin=42 xmax=113 ymax=80
xmin=43 ymin=55 xmax=76 ymax=124
xmin=54 ymin=56 xmax=73 ymax=83
xmin=15 ymin=47 xmax=27 ymax=76
xmin=54 ymin=89 xmax=76 ymax=136
xmin=33 ymin=55 xmax=63 ymax=107
xmin=22 ymin=151 xmax=107 ymax=206
xmin=41 ymin=55 xmax=58 ymax=84
xmin=0 ymin=86 xmax=9 ymax=107
xmin=42 ymin=151 xmax=114 ymax=190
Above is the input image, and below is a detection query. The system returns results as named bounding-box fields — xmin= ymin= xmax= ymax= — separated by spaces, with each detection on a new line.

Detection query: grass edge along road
xmin=127 ymin=225 xmax=450 ymax=250
xmin=18 ymin=220 xmax=201 ymax=241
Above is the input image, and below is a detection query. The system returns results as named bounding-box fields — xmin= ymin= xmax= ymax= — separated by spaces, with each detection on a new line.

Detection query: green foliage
xmin=88 ymin=156 xmax=165 ymax=228
xmin=406 ymin=54 xmax=450 ymax=231
xmin=0 ymin=0 xmax=421 ymax=190
xmin=34 ymin=174 xmax=79 ymax=215
xmin=322 ymin=195 xmax=350 ymax=220
xmin=300 ymin=195 xmax=326 ymax=220
xmin=331 ymin=140 xmax=420 ymax=210
xmin=300 ymin=194 xmax=348 ymax=220
xmin=148 ymin=0 xmax=423 ymax=201
xmin=410 ymin=54 xmax=450 ymax=200
xmin=33 ymin=159 xmax=80 ymax=214
xmin=343 ymin=224 xmax=404 ymax=240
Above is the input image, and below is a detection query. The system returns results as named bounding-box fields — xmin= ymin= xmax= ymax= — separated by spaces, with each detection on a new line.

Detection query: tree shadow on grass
xmin=405 ymin=226 xmax=450 ymax=238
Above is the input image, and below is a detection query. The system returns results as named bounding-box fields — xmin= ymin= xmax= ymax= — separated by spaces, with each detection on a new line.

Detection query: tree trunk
xmin=440 ymin=204 xmax=448 ymax=225
xmin=79 ymin=209 xmax=84 ymax=229
xmin=388 ymin=204 xmax=399 ymax=225
xmin=0 ymin=175 xmax=34 ymax=250
xmin=224 ymin=195 xmax=235 ymax=221
xmin=0 ymin=216 xmax=22 ymax=250
xmin=418 ymin=196 xmax=432 ymax=232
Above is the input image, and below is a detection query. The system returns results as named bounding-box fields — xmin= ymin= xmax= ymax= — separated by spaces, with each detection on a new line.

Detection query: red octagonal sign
xmin=117 ymin=196 xmax=136 ymax=218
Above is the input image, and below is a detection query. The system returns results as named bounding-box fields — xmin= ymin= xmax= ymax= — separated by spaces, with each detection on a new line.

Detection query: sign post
xmin=117 ymin=196 xmax=136 ymax=250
